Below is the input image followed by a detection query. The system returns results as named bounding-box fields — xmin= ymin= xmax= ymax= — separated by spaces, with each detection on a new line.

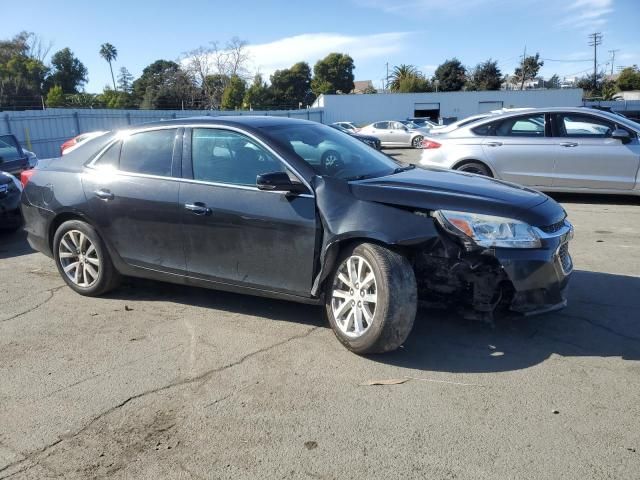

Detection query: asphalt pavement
xmin=1 ymin=153 xmax=639 ymax=479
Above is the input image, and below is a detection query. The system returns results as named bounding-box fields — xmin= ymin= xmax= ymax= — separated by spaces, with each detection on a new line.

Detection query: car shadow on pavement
xmin=105 ymin=277 xmax=326 ymax=329
xmin=0 ymin=228 xmax=34 ymax=259
xmin=375 ymin=269 xmax=640 ymax=373
xmin=548 ymin=193 xmax=639 ymax=205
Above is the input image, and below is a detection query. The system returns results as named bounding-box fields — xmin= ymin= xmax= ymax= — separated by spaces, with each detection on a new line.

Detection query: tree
xmin=546 ymin=74 xmax=561 ymax=89
xmin=576 ymin=72 xmax=617 ymax=99
xmin=243 ymin=74 xmax=272 ymax=109
xmin=0 ymin=32 xmax=49 ymax=109
xmin=269 ymin=62 xmax=314 ymax=108
xmin=311 ymin=53 xmax=355 ymax=96
xmin=117 ymin=67 xmax=134 ymax=93
xmin=183 ymin=37 xmax=250 ymax=109
xmin=616 ymin=66 xmax=640 ymax=91
xmin=45 ymin=85 xmax=64 ymax=107
xmin=434 ymin=59 xmax=467 ymax=92
xmin=46 ymin=48 xmax=88 ymax=93
xmin=513 ymin=53 xmax=544 ymax=90
xmin=221 ymin=75 xmax=246 ymax=110
xmin=99 ymin=43 xmax=118 ymax=90
xmin=467 ymin=59 xmax=502 ymax=91
xmin=132 ymin=59 xmax=199 ymax=109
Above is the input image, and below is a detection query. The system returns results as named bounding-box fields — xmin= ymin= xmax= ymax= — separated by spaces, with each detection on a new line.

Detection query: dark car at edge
xmin=20 ymin=117 xmax=573 ymax=354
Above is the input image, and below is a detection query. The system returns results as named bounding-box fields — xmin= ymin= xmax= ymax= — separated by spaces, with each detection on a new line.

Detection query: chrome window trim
xmin=86 ymin=123 xmax=315 ymax=197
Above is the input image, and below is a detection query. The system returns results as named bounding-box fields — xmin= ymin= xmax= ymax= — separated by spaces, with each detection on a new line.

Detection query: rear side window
xmin=120 ymin=129 xmax=177 ymax=176
xmin=0 ymin=135 xmax=22 ymax=162
xmin=492 ymin=114 xmax=545 ymax=137
xmin=373 ymin=122 xmax=389 ymax=129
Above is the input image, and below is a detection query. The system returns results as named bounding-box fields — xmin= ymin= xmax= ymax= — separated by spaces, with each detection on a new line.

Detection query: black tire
xmin=53 ymin=220 xmax=120 ymax=296
xmin=321 ymin=149 xmax=342 ymax=168
xmin=325 ymin=242 xmax=417 ymax=354
xmin=456 ymin=161 xmax=492 ymax=177
xmin=411 ymin=135 xmax=423 ymax=148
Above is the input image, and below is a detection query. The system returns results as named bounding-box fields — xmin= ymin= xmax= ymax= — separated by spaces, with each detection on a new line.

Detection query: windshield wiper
xmin=344 ymin=173 xmax=380 ymax=181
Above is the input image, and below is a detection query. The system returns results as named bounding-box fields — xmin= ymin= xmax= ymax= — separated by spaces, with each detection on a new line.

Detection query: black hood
xmin=0 ymin=173 xmax=15 ymax=186
xmin=350 ymin=167 xmax=566 ymax=226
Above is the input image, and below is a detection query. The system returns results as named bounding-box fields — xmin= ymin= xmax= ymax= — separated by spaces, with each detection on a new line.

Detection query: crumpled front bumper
xmin=493 ymin=220 xmax=573 ymax=315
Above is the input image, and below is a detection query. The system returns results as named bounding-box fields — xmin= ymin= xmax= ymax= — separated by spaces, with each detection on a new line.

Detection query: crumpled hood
xmin=350 ymin=167 xmax=566 ymax=226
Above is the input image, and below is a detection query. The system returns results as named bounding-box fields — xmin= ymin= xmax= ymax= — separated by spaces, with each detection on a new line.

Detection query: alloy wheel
xmin=331 ymin=255 xmax=377 ymax=338
xmin=58 ymin=230 xmax=100 ymax=287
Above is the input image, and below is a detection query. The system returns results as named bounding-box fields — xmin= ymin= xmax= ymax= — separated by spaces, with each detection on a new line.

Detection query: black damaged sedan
xmin=21 ymin=117 xmax=573 ymax=354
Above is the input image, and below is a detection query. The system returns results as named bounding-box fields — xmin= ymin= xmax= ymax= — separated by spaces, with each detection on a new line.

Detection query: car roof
xmin=128 ymin=115 xmax=319 ymax=130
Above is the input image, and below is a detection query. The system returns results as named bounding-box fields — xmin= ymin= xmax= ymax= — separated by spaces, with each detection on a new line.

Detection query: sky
xmin=4 ymin=0 xmax=639 ymax=93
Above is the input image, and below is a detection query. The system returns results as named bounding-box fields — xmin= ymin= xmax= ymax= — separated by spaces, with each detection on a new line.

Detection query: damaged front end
xmin=413 ymin=212 xmax=574 ymax=322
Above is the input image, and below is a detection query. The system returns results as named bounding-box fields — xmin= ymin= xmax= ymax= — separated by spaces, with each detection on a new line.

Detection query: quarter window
xmin=558 ymin=114 xmax=614 ymax=138
xmin=119 ymin=129 xmax=177 ymax=176
xmin=373 ymin=122 xmax=389 ymax=129
xmin=94 ymin=141 xmax=121 ymax=169
xmin=191 ymin=129 xmax=286 ymax=186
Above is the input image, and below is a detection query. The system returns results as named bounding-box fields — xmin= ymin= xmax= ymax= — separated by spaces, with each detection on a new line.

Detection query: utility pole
xmin=519 ymin=45 xmax=527 ymax=90
xmin=608 ymin=49 xmax=620 ymax=76
xmin=588 ymin=32 xmax=603 ymax=90
xmin=385 ymin=62 xmax=389 ymax=92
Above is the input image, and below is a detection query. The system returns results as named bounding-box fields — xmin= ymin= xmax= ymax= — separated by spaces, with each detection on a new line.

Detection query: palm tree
xmin=388 ymin=64 xmax=419 ymax=91
xmin=99 ymin=43 xmax=118 ymax=90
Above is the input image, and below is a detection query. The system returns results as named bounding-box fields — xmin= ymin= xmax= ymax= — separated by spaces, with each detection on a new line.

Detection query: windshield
xmin=261 ymin=123 xmax=403 ymax=181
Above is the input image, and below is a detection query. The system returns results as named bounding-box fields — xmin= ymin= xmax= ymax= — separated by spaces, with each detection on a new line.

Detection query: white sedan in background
xmin=420 ymin=107 xmax=640 ymax=194
xmin=358 ymin=120 xmax=425 ymax=148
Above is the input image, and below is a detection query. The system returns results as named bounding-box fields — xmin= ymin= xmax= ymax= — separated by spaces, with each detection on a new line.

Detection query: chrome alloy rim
xmin=331 ymin=255 xmax=377 ymax=338
xmin=58 ymin=230 xmax=100 ymax=287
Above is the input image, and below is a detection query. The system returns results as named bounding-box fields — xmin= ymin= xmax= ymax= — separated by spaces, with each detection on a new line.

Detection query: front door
xmin=83 ymin=127 xmax=186 ymax=274
xmin=388 ymin=121 xmax=413 ymax=146
xmin=179 ymin=127 xmax=317 ymax=296
xmin=481 ymin=113 xmax=555 ymax=187
xmin=550 ymin=112 xmax=640 ymax=190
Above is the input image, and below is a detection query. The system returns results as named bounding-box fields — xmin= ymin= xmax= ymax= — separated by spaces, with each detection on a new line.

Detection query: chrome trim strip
xmin=86 ymin=123 xmax=315 ymax=196
xmin=533 ymin=220 xmax=574 ymax=241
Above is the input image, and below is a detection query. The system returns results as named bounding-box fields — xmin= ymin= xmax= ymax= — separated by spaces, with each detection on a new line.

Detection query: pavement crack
xmin=0 ymin=285 xmax=66 ymax=323
xmin=0 ymin=325 xmax=320 ymax=475
xmin=557 ymin=312 xmax=640 ymax=343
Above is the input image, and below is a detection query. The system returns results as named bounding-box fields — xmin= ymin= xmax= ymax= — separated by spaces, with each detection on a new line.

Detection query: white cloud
xmin=244 ymin=32 xmax=412 ymax=79
xmin=561 ymin=0 xmax=613 ymax=30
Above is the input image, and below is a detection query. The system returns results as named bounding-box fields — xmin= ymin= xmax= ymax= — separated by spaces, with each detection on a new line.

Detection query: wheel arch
xmin=451 ymin=158 xmax=496 ymax=177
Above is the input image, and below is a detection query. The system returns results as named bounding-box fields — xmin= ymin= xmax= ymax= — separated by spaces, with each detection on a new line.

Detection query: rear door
xmin=480 ymin=113 xmax=555 ymax=187
xmin=83 ymin=127 xmax=186 ymax=274
xmin=550 ymin=112 xmax=640 ymax=190
xmin=370 ymin=122 xmax=391 ymax=144
xmin=179 ymin=127 xmax=317 ymax=296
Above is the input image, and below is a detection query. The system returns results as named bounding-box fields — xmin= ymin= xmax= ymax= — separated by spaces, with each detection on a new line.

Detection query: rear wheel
xmin=325 ymin=242 xmax=417 ymax=354
xmin=456 ymin=161 xmax=492 ymax=177
xmin=53 ymin=220 xmax=120 ymax=296
xmin=411 ymin=136 xmax=423 ymax=148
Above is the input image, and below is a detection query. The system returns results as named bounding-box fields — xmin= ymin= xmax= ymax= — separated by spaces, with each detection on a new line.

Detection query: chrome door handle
xmin=184 ymin=202 xmax=211 ymax=215
xmin=486 ymin=141 xmax=502 ymax=147
xmin=560 ymin=142 xmax=578 ymax=148
xmin=94 ymin=189 xmax=114 ymax=201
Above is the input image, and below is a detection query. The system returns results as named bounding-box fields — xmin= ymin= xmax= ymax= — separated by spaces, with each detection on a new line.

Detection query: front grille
xmin=540 ymin=220 xmax=566 ymax=234
xmin=558 ymin=242 xmax=573 ymax=274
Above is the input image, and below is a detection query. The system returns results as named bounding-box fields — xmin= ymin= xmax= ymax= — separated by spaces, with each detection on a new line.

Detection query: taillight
xmin=20 ymin=169 xmax=35 ymax=188
xmin=60 ymin=138 xmax=77 ymax=155
xmin=421 ymin=139 xmax=441 ymax=149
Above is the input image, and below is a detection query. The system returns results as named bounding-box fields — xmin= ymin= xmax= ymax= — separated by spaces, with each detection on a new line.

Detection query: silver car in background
xmin=358 ymin=120 xmax=425 ymax=148
xmin=420 ymin=107 xmax=640 ymax=194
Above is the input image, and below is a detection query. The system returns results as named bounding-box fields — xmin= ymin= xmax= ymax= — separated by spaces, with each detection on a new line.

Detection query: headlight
xmin=434 ymin=210 xmax=541 ymax=249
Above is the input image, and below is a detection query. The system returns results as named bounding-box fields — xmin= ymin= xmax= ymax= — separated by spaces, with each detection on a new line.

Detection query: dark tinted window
xmin=192 ymin=129 xmax=286 ymax=186
xmin=559 ymin=113 xmax=614 ymax=138
xmin=471 ymin=124 xmax=491 ymax=136
xmin=120 ymin=129 xmax=177 ymax=176
xmin=373 ymin=122 xmax=389 ymax=129
xmin=491 ymin=114 xmax=545 ymax=137
xmin=0 ymin=135 xmax=21 ymax=162
xmin=94 ymin=141 xmax=121 ymax=169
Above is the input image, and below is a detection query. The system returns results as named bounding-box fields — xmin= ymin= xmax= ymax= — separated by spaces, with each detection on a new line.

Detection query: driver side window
xmin=192 ymin=129 xmax=286 ymax=186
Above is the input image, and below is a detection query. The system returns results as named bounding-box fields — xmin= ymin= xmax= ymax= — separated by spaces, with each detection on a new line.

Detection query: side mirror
xmin=256 ymin=171 xmax=306 ymax=193
xmin=611 ymin=128 xmax=631 ymax=144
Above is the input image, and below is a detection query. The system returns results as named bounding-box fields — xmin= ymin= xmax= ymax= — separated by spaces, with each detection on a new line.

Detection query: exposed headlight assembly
xmin=434 ymin=210 xmax=541 ymax=249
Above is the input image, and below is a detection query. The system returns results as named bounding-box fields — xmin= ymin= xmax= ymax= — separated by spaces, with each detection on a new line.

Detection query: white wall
xmin=315 ymin=89 xmax=584 ymax=125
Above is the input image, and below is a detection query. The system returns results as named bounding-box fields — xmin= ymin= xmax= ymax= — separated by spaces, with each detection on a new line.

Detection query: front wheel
xmin=456 ymin=161 xmax=492 ymax=177
xmin=325 ymin=242 xmax=417 ymax=354
xmin=53 ymin=220 xmax=120 ymax=296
